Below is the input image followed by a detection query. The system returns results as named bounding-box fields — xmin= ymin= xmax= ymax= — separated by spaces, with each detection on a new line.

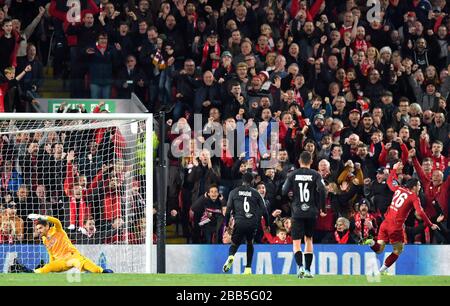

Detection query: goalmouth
xmin=0 ymin=113 xmax=154 ymax=273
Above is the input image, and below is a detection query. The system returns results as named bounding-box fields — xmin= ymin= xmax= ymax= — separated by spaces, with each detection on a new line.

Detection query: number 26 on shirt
xmin=390 ymin=190 xmax=408 ymax=211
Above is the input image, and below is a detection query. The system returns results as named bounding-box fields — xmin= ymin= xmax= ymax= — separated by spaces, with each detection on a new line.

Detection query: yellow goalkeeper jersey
xmin=42 ymin=217 xmax=79 ymax=260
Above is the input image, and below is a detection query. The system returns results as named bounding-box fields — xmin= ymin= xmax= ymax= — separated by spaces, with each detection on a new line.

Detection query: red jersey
xmin=419 ymin=137 xmax=448 ymax=172
xmin=262 ymin=232 xmax=293 ymax=244
xmin=352 ymin=38 xmax=370 ymax=53
xmin=385 ymin=170 xmax=433 ymax=228
xmin=413 ymin=157 xmax=449 ymax=219
xmin=339 ymin=25 xmax=353 ymax=37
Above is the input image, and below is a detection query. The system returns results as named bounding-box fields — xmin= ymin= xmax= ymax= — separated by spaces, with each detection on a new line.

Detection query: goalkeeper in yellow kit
xmin=27 ymin=214 xmax=113 ymax=273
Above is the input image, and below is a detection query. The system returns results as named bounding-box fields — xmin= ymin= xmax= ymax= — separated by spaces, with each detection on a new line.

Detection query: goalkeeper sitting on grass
xmin=26 ymin=214 xmax=113 ymax=273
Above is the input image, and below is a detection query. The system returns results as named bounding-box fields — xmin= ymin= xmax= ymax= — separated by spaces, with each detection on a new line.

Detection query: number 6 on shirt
xmin=243 ymin=197 xmax=250 ymax=213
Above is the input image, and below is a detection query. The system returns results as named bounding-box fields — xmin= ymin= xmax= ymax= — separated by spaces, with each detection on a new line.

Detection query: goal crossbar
xmin=0 ymin=113 xmax=153 ymax=121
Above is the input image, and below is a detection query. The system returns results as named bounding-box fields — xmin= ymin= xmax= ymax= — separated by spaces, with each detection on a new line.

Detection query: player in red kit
xmin=363 ymin=162 xmax=440 ymax=274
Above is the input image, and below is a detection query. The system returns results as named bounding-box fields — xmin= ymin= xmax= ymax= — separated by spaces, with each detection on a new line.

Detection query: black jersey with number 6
xmin=225 ymin=186 xmax=267 ymax=226
xmin=282 ymin=167 xmax=326 ymax=219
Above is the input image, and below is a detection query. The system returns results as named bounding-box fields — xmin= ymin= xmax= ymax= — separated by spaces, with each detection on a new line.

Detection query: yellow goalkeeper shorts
xmin=35 ymin=253 xmax=102 ymax=273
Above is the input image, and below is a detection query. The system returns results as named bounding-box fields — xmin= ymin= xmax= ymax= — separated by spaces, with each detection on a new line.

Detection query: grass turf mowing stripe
xmin=0 ymin=274 xmax=449 ymax=286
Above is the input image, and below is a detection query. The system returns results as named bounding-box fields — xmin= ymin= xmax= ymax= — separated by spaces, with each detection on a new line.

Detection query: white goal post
xmin=0 ymin=113 xmax=154 ymax=273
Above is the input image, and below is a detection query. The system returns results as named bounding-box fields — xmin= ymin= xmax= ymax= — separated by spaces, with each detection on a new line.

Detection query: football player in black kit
xmin=222 ymin=173 xmax=268 ymax=274
xmin=282 ymin=151 xmax=326 ymax=278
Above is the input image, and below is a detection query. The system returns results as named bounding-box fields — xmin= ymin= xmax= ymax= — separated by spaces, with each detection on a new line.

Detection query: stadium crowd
xmin=0 ymin=0 xmax=449 ymax=245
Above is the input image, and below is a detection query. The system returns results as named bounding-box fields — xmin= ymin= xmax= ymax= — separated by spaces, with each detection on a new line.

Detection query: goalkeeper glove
xmin=27 ymin=214 xmax=45 ymax=221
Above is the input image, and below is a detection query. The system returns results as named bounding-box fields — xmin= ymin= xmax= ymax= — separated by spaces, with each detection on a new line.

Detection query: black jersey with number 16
xmin=281 ymin=167 xmax=326 ymax=219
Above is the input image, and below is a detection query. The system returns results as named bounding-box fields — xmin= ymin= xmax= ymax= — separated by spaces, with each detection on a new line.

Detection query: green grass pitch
xmin=0 ymin=274 xmax=449 ymax=286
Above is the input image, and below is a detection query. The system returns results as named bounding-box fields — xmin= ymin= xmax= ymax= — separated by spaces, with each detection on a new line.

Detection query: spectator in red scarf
xmin=350 ymin=198 xmax=378 ymax=242
xmin=342 ymin=133 xmax=360 ymax=162
xmin=323 ymin=217 xmax=357 ymax=244
xmin=255 ymin=34 xmax=272 ymax=63
xmin=199 ymin=29 xmax=221 ymax=73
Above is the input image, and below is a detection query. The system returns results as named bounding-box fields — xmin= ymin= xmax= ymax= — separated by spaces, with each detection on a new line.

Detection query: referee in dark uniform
xmin=282 ymin=151 xmax=326 ymax=278
xmin=222 ymin=173 xmax=268 ymax=274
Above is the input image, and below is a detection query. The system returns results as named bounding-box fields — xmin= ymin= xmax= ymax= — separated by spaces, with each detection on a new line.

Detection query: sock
xmin=370 ymin=242 xmax=381 ymax=253
xmin=12 ymin=263 xmax=34 ymax=273
xmin=382 ymin=253 xmax=399 ymax=270
xmin=294 ymin=251 xmax=303 ymax=267
xmin=82 ymin=259 xmax=103 ymax=273
xmin=246 ymin=243 xmax=254 ymax=268
xmin=229 ymin=244 xmax=239 ymax=256
xmin=304 ymin=253 xmax=313 ymax=271
xmin=22 ymin=265 xmax=34 ymax=273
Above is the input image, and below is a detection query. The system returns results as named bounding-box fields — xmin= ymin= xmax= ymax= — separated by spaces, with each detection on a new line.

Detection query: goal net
xmin=0 ymin=113 xmax=153 ymax=273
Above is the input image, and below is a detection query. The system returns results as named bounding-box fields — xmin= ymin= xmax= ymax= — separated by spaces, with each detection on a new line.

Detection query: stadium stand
xmin=0 ymin=0 xmax=448 ymax=245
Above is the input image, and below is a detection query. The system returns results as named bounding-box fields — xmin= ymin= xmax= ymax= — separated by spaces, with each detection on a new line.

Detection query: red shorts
xmin=377 ymin=220 xmax=406 ymax=244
